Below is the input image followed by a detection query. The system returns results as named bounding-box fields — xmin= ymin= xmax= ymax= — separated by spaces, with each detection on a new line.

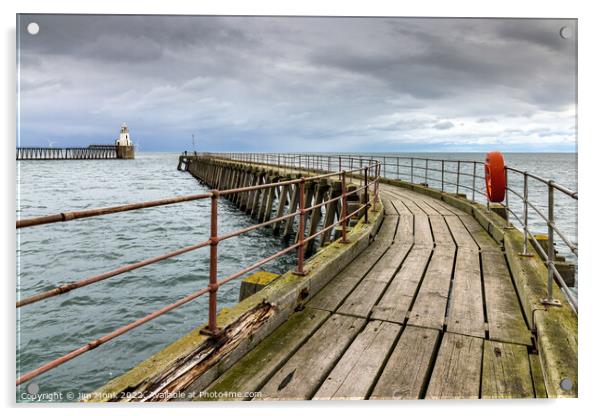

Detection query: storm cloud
xmin=17 ymin=15 xmax=577 ymax=152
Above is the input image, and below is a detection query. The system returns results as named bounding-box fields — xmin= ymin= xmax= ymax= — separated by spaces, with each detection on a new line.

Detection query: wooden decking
xmin=200 ymin=184 xmax=545 ymax=400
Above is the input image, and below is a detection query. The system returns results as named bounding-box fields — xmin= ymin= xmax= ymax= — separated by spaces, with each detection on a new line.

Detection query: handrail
xmin=16 ymin=154 xmax=380 ymax=386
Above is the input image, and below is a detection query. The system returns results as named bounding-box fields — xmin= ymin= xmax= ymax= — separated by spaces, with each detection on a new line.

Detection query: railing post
xmin=341 ymin=171 xmax=349 ymax=243
xmin=396 ymin=157 xmax=399 ymax=180
xmin=505 ymin=168 xmax=511 ymax=227
xmin=294 ymin=178 xmax=307 ymax=276
xmin=364 ymin=167 xmax=370 ymax=224
xmin=521 ymin=173 xmax=533 ymax=257
xmin=207 ymin=190 xmax=220 ymax=334
xmin=456 ymin=161 xmax=461 ymax=194
xmin=383 ymin=156 xmax=386 ymax=178
xmin=541 ymin=181 xmax=561 ymax=306
xmin=472 ymin=161 xmax=476 ymax=201
xmin=441 ymin=160 xmax=445 ymax=191
xmin=425 ymin=159 xmax=429 ymax=184
xmin=410 ymin=158 xmax=414 ymax=183
xmin=350 ymin=158 xmax=354 ymax=184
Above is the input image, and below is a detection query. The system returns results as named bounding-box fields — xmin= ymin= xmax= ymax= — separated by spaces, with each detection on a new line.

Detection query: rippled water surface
xmin=16 ymin=151 xmax=577 ymax=402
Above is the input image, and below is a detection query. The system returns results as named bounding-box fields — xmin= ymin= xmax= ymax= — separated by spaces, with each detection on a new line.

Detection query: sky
xmin=17 ymin=15 xmax=577 ymax=152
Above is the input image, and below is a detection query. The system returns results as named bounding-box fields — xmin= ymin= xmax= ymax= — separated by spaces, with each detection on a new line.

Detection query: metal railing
xmin=16 ymin=154 xmax=380 ymax=386
xmin=372 ymin=155 xmax=577 ymax=312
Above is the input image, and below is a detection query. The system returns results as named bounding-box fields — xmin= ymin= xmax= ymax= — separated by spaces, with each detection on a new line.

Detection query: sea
xmin=15 ymin=152 xmax=577 ymax=402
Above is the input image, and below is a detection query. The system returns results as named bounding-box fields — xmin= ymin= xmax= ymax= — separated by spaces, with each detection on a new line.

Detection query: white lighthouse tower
xmin=115 ymin=122 xmax=133 ymax=146
xmin=115 ymin=122 xmax=135 ymax=159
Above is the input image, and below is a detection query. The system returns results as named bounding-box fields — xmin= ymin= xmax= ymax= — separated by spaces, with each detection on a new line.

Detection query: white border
xmin=2 ymin=1 xmax=600 ymax=414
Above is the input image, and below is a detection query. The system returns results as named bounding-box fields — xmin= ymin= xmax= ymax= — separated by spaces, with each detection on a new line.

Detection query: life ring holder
xmin=484 ymin=151 xmax=506 ymax=203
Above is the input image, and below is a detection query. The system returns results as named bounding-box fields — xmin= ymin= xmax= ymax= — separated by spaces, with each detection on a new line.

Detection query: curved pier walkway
xmin=201 ymin=184 xmax=541 ymax=400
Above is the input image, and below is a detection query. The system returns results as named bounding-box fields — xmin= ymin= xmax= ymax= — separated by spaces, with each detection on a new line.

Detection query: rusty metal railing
xmin=16 ymin=154 xmax=380 ymax=386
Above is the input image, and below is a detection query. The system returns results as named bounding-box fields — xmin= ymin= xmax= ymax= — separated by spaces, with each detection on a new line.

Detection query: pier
xmin=16 ymin=144 xmax=135 ymax=160
xmin=15 ymin=152 xmax=577 ymax=400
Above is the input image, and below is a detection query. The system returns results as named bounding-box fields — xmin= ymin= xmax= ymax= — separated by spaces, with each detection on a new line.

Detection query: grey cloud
xmin=433 ymin=121 xmax=454 ymax=130
xmin=17 ymin=15 xmax=577 ymax=151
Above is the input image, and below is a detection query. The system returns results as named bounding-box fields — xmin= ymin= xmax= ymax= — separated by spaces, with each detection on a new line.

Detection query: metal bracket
xmin=518 ymin=252 xmax=534 ymax=258
xmin=540 ymin=298 xmax=562 ymax=307
xmin=199 ymin=326 xmax=224 ymax=338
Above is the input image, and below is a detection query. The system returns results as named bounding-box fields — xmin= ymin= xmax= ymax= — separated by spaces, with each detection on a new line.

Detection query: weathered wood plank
xmin=429 ymin=215 xmax=455 ymax=247
xmin=394 ymin=213 xmax=413 ymax=246
xmin=400 ymin=199 xmax=426 ymax=216
xmin=414 ymin=214 xmax=433 ymax=247
xmin=201 ymin=308 xmax=330 ymax=400
xmin=447 ymin=248 xmax=485 ymax=338
xmin=313 ymin=320 xmax=401 ymax=400
xmin=445 ymin=215 xmax=479 ymax=250
xmin=410 ymin=198 xmax=440 ymax=216
xmin=427 ymin=198 xmax=468 ymax=216
xmin=337 ymin=243 xmax=412 ymax=318
xmin=390 ymin=199 xmax=412 ymax=216
xmin=458 ymin=215 xmax=500 ymax=252
xmin=258 ymin=314 xmax=365 ymax=400
xmin=407 ymin=247 xmax=455 ymax=331
xmin=481 ymin=251 xmax=531 ymax=345
xmin=382 ymin=197 xmax=397 ymax=216
xmin=481 ymin=340 xmax=534 ymax=399
xmin=425 ymin=332 xmax=483 ymax=399
xmin=371 ymin=248 xmax=432 ymax=323
xmin=371 ymin=325 xmax=439 ymax=400
xmin=308 ymin=216 xmax=397 ymax=312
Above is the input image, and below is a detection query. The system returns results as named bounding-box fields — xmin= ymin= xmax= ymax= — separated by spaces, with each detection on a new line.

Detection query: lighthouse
xmin=115 ymin=122 xmax=135 ymax=159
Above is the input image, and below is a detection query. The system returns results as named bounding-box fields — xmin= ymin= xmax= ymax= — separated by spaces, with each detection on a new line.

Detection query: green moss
xmin=243 ymin=271 xmax=279 ymax=286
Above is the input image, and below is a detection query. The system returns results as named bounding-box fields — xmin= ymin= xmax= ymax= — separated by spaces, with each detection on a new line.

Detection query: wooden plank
xmin=308 ymin=240 xmax=389 ymax=312
xmin=458 ymin=215 xmax=500 ymax=252
xmin=382 ymin=197 xmax=397 ymax=216
xmin=427 ymin=198 xmax=468 ymax=216
xmin=258 ymin=314 xmax=365 ymax=400
xmin=447 ymin=248 xmax=485 ymax=338
xmin=414 ymin=214 xmax=433 ymax=247
xmin=400 ymin=198 xmax=426 ymax=216
xmin=425 ymin=332 xmax=483 ymax=399
xmin=313 ymin=321 xmax=401 ymax=400
xmin=373 ymin=211 xmax=397 ymax=245
xmin=201 ymin=308 xmax=330 ymax=400
xmin=407 ymin=247 xmax=455 ymax=331
xmin=337 ymin=243 xmax=412 ymax=318
xmin=371 ymin=248 xmax=432 ymax=323
xmin=371 ymin=326 xmax=439 ymax=400
xmin=394 ymin=213 xmax=413 ymax=246
xmin=409 ymin=198 xmax=440 ymax=216
xmin=390 ymin=199 xmax=412 ymax=216
xmin=481 ymin=251 xmax=531 ymax=345
xmin=308 ymin=216 xmax=397 ymax=312
xmin=481 ymin=340 xmax=534 ymax=399
xmin=429 ymin=215 xmax=455 ymax=247
xmin=445 ymin=215 xmax=479 ymax=251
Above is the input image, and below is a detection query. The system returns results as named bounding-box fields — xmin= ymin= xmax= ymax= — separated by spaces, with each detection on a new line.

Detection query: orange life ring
xmin=484 ymin=151 xmax=506 ymax=202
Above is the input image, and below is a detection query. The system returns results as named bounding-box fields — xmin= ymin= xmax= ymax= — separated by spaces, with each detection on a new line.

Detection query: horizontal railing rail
xmin=16 ymin=154 xmax=380 ymax=386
